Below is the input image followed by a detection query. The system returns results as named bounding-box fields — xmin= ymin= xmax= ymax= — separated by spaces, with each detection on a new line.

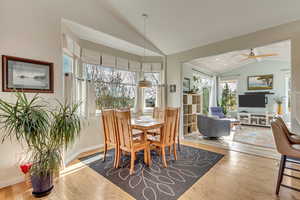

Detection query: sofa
xmin=197 ymin=114 xmax=231 ymax=139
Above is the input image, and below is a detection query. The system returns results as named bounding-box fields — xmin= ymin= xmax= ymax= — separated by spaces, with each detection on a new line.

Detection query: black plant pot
xmin=31 ymin=173 xmax=53 ymax=198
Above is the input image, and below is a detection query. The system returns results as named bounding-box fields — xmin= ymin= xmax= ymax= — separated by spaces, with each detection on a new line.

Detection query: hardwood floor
xmin=1 ymin=141 xmax=299 ymax=200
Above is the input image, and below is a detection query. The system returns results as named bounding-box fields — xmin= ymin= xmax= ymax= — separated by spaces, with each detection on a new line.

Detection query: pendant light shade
xmin=138 ymin=78 xmax=152 ymax=88
xmin=138 ymin=13 xmax=152 ymax=88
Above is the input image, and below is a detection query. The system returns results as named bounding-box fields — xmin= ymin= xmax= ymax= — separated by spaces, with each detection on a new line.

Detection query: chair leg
xmin=173 ymin=143 xmax=178 ymax=160
xmin=177 ymin=136 xmax=181 ymax=151
xmin=113 ymin=146 xmax=118 ymax=168
xmin=144 ymin=148 xmax=148 ymax=165
xmin=103 ymin=143 xmax=108 ymax=162
xmin=116 ymin=149 xmax=122 ymax=168
xmin=276 ymin=155 xmax=286 ymax=195
xmin=130 ymin=152 xmax=135 ymax=175
xmin=161 ymin=147 xmax=167 ymax=168
xmin=148 ymin=145 xmax=152 ymax=166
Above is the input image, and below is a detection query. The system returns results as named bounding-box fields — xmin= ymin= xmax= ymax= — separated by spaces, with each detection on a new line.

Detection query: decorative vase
xmin=277 ymin=104 xmax=283 ymax=115
xmin=31 ymin=173 xmax=53 ymax=197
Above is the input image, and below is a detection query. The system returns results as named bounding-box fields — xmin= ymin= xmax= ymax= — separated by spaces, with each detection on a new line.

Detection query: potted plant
xmin=273 ymin=96 xmax=284 ymax=115
xmin=0 ymin=92 xmax=81 ymax=197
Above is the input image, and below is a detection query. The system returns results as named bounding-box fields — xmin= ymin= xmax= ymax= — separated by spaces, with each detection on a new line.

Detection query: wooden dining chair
xmin=148 ymin=108 xmax=179 ymax=168
xmin=174 ymin=107 xmax=181 ymax=151
xmin=115 ymin=110 xmax=151 ymax=174
xmin=153 ymin=107 xmax=165 ymax=120
xmin=101 ymin=109 xmax=118 ymax=168
xmin=147 ymin=107 xmax=165 ymax=136
xmin=277 ymin=117 xmax=300 ymax=144
xmin=271 ymin=119 xmax=300 ymax=194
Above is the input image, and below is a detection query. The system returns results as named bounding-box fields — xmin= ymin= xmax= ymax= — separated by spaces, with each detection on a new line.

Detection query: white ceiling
xmin=63 ymin=19 xmax=162 ymax=57
xmin=100 ymin=0 xmax=300 ymax=55
xmin=186 ymin=40 xmax=291 ymax=74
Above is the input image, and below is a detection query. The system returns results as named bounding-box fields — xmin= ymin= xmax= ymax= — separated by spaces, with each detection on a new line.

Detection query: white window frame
xmin=143 ymin=72 xmax=161 ymax=113
xmin=83 ymin=63 xmax=138 ymax=113
xmin=219 ymin=79 xmax=238 ymax=112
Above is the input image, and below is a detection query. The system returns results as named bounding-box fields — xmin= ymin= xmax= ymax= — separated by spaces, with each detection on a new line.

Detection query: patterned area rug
xmin=232 ymin=126 xmax=275 ymax=149
xmin=80 ymin=145 xmax=224 ymax=200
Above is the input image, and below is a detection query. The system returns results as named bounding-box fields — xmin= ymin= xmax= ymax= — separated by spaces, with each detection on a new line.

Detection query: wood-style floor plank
xmin=0 ymin=140 xmax=299 ymax=200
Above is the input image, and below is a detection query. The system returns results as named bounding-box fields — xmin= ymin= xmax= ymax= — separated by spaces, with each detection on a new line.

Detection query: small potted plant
xmin=273 ymin=96 xmax=284 ymax=115
xmin=0 ymin=93 xmax=81 ymax=197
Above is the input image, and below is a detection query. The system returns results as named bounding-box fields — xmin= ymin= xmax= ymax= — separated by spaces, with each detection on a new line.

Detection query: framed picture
xmin=170 ymin=84 xmax=176 ymax=93
xmin=183 ymin=78 xmax=190 ymax=93
xmin=247 ymin=74 xmax=273 ymax=90
xmin=2 ymin=55 xmax=54 ymax=93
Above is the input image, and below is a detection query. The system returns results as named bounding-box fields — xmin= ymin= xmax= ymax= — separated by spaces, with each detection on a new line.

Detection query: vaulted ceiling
xmin=100 ymin=0 xmax=300 ymax=55
xmin=186 ymin=40 xmax=291 ymax=74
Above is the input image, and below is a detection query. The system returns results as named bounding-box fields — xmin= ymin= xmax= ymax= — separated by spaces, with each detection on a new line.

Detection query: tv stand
xmin=237 ymin=112 xmax=275 ymax=127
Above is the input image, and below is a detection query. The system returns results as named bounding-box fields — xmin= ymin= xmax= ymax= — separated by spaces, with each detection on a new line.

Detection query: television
xmin=238 ymin=94 xmax=266 ymax=108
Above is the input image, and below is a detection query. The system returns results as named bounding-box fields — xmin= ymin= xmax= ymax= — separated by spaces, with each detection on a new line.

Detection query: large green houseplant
xmin=0 ymin=93 xmax=81 ymax=197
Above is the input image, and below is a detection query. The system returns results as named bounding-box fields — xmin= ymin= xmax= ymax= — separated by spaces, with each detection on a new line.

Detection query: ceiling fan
xmin=240 ymin=48 xmax=278 ymax=61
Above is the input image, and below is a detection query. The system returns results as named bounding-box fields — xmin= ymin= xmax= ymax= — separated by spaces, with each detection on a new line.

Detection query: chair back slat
xmin=115 ymin=110 xmax=133 ymax=149
xmin=153 ymin=107 xmax=165 ymax=121
xmin=162 ymin=108 xmax=178 ymax=145
xmin=101 ymin=109 xmax=117 ymax=144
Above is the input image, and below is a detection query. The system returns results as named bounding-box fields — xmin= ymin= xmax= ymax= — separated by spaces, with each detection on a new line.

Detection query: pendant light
xmin=138 ymin=13 xmax=152 ymax=88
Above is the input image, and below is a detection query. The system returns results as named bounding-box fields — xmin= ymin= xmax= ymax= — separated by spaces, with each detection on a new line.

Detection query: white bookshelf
xmin=183 ymin=94 xmax=202 ymax=135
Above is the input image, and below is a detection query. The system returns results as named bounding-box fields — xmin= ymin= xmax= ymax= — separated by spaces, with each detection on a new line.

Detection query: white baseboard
xmin=0 ymin=175 xmax=24 ymax=189
xmin=64 ymin=144 xmax=104 ymax=165
xmin=0 ymin=144 xmax=104 ymax=189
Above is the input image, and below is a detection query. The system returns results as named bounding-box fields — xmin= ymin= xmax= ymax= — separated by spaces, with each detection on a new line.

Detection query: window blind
xmin=116 ymin=57 xmax=129 ymax=70
xmin=102 ymin=54 xmax=116 ymax=68
xmin=129 ymin=60 xmax=141 ymax=72
xmin=81 ymin=48 xmax=101 ymax=65
xmin=142 ymin=63 xmax=152 ymax=72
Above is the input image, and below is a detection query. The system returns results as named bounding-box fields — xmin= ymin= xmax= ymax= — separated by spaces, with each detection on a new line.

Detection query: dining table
xmin=131 ymin=117 xmax=164 ymax=165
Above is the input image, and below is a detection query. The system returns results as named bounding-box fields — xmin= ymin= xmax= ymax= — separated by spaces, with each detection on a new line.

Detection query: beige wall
xmin=166 ymin=20 xmax=300 ymax=136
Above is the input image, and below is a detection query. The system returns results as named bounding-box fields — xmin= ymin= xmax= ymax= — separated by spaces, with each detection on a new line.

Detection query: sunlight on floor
xmin=184 ymin=125 xmax=280 ymax=159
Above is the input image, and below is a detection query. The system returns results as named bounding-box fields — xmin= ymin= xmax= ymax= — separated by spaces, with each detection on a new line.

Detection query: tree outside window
xmin=144 ymin=72 xmax=160 ymax=108
xmin=220 ymin=81 xmax=237 ymax=115
xmin=192 ymin=75 xmax=212 ymax=114
xmin=84 ymin=64 xmax=136 ymax=110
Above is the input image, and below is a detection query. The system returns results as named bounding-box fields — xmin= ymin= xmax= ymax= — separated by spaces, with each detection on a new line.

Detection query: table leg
xmin=143 ymin=130 xmax=150 ymax=165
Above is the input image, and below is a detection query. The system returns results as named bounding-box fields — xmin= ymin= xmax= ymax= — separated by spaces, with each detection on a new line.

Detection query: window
xmin=63 ymin=54 xmax=73 ymax=74
xmin=192 ymin=74 xmax=212 ymax=114
xmin=285 ymin=73 xmax=291 ymax=113
xmin=144 ymin=72 xmax=160 ymax=109
xmin=84 ymin=63 xmax=137 ymax=110
xmin=74 ymin=59 xmax=86 ymax=116
xmin=219 ymin=80 xmax=237 ymax=113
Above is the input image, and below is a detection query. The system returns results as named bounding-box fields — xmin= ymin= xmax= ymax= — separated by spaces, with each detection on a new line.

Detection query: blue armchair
xmin=197 ymin=114 xmax=231 ymax=138
xmin=210 ymin=107 xmax=225 ymax=118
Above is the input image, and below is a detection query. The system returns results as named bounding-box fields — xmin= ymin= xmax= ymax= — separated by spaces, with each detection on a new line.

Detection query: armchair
xmin=210 ymin=107 xmax=225 ymax=118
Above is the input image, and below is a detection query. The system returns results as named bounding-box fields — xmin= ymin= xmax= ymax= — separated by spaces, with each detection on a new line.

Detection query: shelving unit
xmin=183 ymin=94 xmax=202 ymax=135
xmin=238 ymin=113 xmax=275 ymax=127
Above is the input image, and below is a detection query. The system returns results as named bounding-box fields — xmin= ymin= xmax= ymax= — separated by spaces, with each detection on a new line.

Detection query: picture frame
xmin=183 ymin=78 xmax=190 ymax=93
xmin=170 ymin=84 xmax=176 ymax=93
xmin=2 ymin=55 xmax=54 ymax=93
xmin=247 ymin=74 xmax=273 ymax=90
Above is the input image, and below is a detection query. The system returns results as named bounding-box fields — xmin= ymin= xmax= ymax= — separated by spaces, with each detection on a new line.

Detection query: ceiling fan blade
xmin=254 ymin=53 xmax=279 ymax=57
xmin=241 ymin=54 xmax=249 ymax=57
xmin=240 ymin=57 xmax=250 ymax=62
